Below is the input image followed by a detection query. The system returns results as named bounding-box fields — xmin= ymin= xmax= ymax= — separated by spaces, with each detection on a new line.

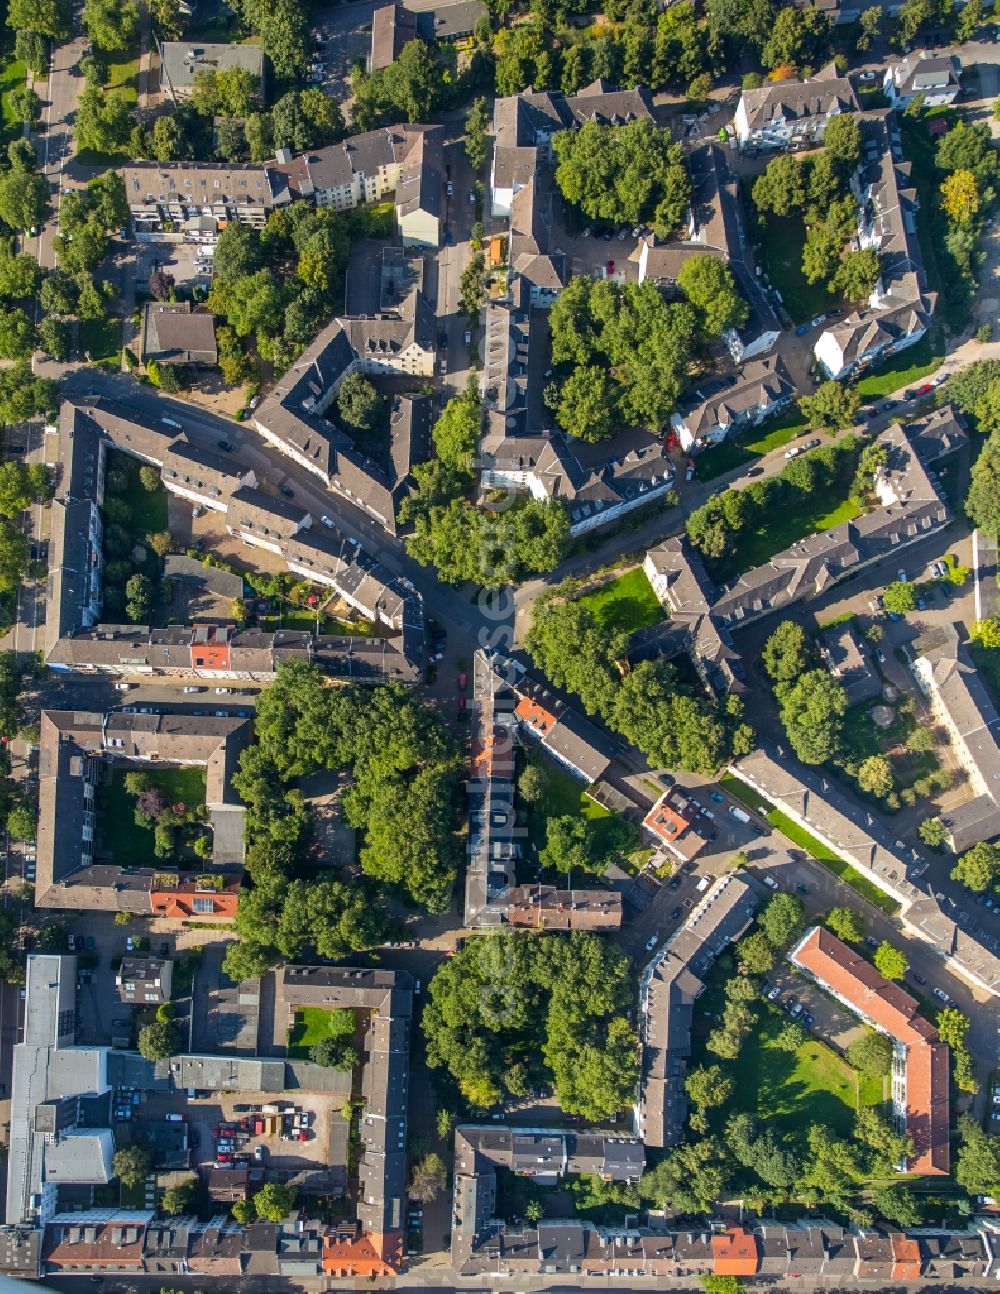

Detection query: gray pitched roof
xmin=740 ymin=63 xmax=858 ymax=128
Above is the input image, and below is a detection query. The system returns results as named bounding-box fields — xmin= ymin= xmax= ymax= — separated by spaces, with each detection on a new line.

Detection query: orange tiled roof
xmin=792 ymin=926 xmax=949 ymax=1175
xmin=515 ymin=695 xmax=559 ymax=735
xmin=890 ymin=1232 xmax=922 ymax=1280
xmin=643 ymin=796 xmax=691 ymax=844
xmin=323 ymin=1232 xmax=398 ymax=1278
xmin=712 ymin=1227 xmax=759 ymax=1276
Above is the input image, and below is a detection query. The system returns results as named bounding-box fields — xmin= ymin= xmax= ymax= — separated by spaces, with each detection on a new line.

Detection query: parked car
xmin=763 ymin=875 xmax=780 ymax=891
xmin=280 ymin=484 xmax=295 ymax=498
xmin=670 ymin=907 xmax=682 ymax=919
xmin=931 ymin=986 xmax=951 ymax=1003
xmin=645 ymin=934 xmax=658 ymax=951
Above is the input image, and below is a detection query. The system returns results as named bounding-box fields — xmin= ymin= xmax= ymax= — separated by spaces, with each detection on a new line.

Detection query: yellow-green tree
xmin=941 ymin=169 xmax=980 ymax=225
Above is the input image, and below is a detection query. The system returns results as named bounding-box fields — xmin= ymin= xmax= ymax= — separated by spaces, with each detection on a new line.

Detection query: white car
xmin=645 ymin=934 xmax=659 ymax=952
xmin=183 ymin=686 xmax=203 ymax=693
xmin=763 ymin=875 xmax=780 ymax=891
xmin=115 ymin=681 xmax=132 ymax=691
xmin=931 ymin=986 xmax=951 ymax=1003
xmin=897 ymin=568 xmax=908 ymax=583
xmin=320 ymin=516 xmax=334 ymax=528
xmin=784 ymin=444 xmax=803 ymax=459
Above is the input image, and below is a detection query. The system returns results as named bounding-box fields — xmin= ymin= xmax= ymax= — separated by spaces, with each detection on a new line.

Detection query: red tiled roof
xmin=515 ymin=695 xmax=558 ymax=734
xmin=890 ymin=1232 xmax=922 ymax=1280
xmin=791 ymin=927 xmax=949 ymax=1175
xmin=712 ymin=1227 xmax=759 ymax=1276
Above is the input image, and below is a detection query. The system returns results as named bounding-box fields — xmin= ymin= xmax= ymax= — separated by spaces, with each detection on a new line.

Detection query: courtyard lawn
xmin=99 ymin=766 xmax=207 ymax=868
xmin=79 ymin=317 xmax=122 ymax=370
xmin=287 ymin=1006 xmax=354 ymax=1059
xmin=75 ymin=44 xmax=139 ymax=163
xmin=712 ymin=493 xmax=861 ymax=584
xmin=744 ymin=405 xmax=810 ymax=454
xmin=756 ymin=214 xmax=834 ymax=324
xmin=110 ymin=448 xmax=169 ymax=538
xmin=695 ymin=967 xmax=886 ymax=1147
xmin=577 ymin=567 xmax=664 ymax=634
xmin=767 ymin=808 xmax=900 ymax=916
xmin=854 ymin=331 xmax=945 ymax=402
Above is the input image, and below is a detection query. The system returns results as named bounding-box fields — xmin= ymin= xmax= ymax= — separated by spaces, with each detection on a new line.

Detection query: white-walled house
xmin=734 ymin=64 xmax=858 ymax=151
xmin=883 ymin=52 xmax=960 ymax=109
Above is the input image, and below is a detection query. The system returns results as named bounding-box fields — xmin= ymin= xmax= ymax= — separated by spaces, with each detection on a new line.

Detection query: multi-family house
xmin=253 ymin=290 xmax=435 ymax=529
xmin=159 ymin=41 xmax=265 ymax=101
xmin=883 ymin=51 xmax=961 ymax=109
xmin=670 ymin=357 xmax=793 ymax=452
xmin=908 ymin=622 xmax=1000 ymax=851
xmin=636 ymin=875 xmax=757 ymax=1148
xmin=734 ymin=63 xmax=859 ymax=151
xmin=791 ymin=926 xmax=950 ymax=1174
xmin=815 ymin=112 xmax=934 ymax=381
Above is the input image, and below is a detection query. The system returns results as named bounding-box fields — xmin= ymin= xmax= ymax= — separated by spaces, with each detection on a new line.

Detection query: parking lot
xmin=136 ymin=241 xmax=214 ymax=295
xmin=763 ymin=965 xmax=866 ymax=1055
xmin=141 ymin=1088 xmax=348 ymax=1190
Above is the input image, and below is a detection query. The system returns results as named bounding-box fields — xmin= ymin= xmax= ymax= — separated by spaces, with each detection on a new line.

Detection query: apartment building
xmin=815 ymin=112 xmax=935 ymax=381
xmin=883 ymin=51 xmax=961 ymax=109
xmin=734 ymin=63 xmax=858 ymax=151
xmin=908 ymin=622 xmax=1000 ymax=851
xmin=636 ymin=874 xmax=757 ymax=1148
xmin=790 ymin=926 xmax=950 ymax=1175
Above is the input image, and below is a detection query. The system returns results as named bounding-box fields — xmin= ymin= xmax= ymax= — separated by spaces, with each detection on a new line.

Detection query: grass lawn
xmin=712 ymin=493 xmax=861 ymax=584
xmin=756 ymin=214 xmax=834 ymax=324
xmin=854 ymin=331 xmax=945 ymax=402
xmin=79 ymin=317 xmax=122 ymax=370
xmin=287 ymin=1006 xmax=354 ymax=1059
xmin=719 ymin=773 xmax=774 ymax=816
xmin=0 ymin=55 xmax=25 ymax=141
xmin=525 ymin=747 xmax=636 ymax=862
xmin=99 ymin=766 xmax=206 ymax=868
xmin=767 ymin=808 xmax=900 ymax=915
xmin=111 ymin=448 xmax=169 ymax=538
xmin=694 ymin=965 xmax=885 ymax=1148
xmin=577 ymin=567 xmax=664 ymax=634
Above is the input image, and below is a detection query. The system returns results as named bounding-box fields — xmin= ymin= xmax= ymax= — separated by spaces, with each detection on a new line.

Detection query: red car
xmin=217 ymin=1153 xmax=232 ymax=1164
xmin=298 ymin=1130 xmax=309 ymax=1142
xmin=917 ymin=382 xmax=933 ymax=395
xmin=607 ymin=259 xmax=615 ymax=275
xmin=457 ymin=672 xmax=467 ymax=691
xmin=457 ymin=695 xmax=466 ymax=712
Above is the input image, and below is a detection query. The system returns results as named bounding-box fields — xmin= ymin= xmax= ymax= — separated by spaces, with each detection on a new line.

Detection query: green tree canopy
xmin=825 ymin=906 xmax=864 ymax=943
xmin=776 ymin=669 xmax=847 ymax=764
xmin=800 ymin=380 xmax=860 ymax=432
xmin=677 ymin=255 xmax=749 ymax=337
xmin=951 ymin=839 xmax=1000 ymax=893
xmin=759 ymin=892 xmax=804 ymax=949
xmin=762 ymin=620 xmax=811 ymax=683
xmin=253 ymin=1181 xmax=297 ymax=1222
xmin=422 ymin=931 xmax=638 ymax=1120
xmin=554 ymin=118 xmax=691 ymax=235
xmin=112 ymin=1144 xmax=152 ymax=1188
xmin=847 ymin=1028 xmax=893 ymax=1078
xmin=873 ymin=940 xmax=908 ymax=980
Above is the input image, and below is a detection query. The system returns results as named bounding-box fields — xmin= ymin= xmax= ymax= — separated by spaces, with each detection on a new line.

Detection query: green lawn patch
xmin=854 ymin=330 xmax=945 ymax=401
xmin=0 ymin=55 xmax=26 ymax=140
xmin=743 ymin=404 xmax=810 ymax=454
xmin=287 ymin=1006 xmax=354 ymax=1059
xmin=79 ymin=317 xmax=122 ymax=370
xmin=99 ymin=766 xmax=206 ymax=868
xmin=756 ymin=213 xmax=835 ymax=324
xmin=110 ymin=448 xmax=168 ymax=538
xmin=712 ymin=491 xmax=861 ymax=584
xmin=767 ymin=808 xmax=900 ymax=915
xmin=719 ymin=772 xmax=774 ymax=816
xmin=577 ymin=567 xmax=664 ymax=634
xmin=694 ymin=970 xmax=884 ymax=1148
